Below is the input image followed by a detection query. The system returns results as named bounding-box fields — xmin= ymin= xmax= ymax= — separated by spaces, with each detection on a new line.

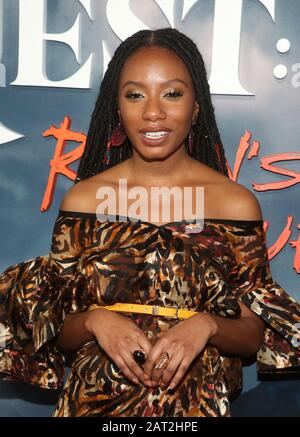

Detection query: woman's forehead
xmin=118 ymin=46 xmax=192 ymax=85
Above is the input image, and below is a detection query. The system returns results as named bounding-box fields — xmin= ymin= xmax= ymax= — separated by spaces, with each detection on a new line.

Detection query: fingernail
xmin=167 ymin=382 xmax=175 ymax=391
xmin=133 ymin=378 xmax=139 ymax=384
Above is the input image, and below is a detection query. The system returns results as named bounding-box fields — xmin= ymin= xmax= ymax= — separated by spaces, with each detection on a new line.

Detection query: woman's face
xmin=117 ymin=46 xmax=199 ymax=161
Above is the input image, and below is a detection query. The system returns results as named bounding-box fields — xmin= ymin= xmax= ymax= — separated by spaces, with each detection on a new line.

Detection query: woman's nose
xmin=142 ymin=97 xmax=166 ymax=121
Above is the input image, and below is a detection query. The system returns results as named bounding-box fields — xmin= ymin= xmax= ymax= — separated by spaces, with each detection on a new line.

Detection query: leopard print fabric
xmin=0 ymin=210 xmax=299 ymax=416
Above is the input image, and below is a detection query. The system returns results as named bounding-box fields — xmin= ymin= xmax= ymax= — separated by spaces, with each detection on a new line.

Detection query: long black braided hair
xmin=75 ymin=28 xmax=229 ymax=182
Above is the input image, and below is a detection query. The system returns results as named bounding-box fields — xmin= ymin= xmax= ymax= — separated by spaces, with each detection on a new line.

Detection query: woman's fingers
xmin=151 ymin=352 xmax=178 ymax=387
xmin=151 ymin=349 xmax=186 ymax=388
xmin=137 ymin=334 xmax=153 ymax=357
xmin=113 ymin=333 xmax=153 ymax=385
xmin=143 ymin=340 xmax=177 ymax=386
xmin=113 ymin=356 xmax=140 ymax=384
xmin=143 ymin=345 xmax=165 ymax=382
xmin=143 ymin=340 xmax=192 ymax=389
xmin=114 ymin=340 xmax=191 ymax=390
xmin=165 ymin=358 xmax=190 ymax=391
xmin=122 ymin=349 xmax=149 ymax=383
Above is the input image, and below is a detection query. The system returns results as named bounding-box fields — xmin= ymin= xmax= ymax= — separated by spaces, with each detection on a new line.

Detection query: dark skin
xmin=58 ymin=46 xmax=265 ymax=390
xmin=117 ymin=45 xmax=199 ymax=184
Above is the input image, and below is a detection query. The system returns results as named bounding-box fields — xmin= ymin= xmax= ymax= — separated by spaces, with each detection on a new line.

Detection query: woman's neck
xmin=126 ymin=153 xmax=196 ymax=187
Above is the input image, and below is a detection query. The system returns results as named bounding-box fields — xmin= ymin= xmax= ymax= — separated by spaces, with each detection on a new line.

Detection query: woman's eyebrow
xmin=121 ymin=78 xmax=188 ymax=89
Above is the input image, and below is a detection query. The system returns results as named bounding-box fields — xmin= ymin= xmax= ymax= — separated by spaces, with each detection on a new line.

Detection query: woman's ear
xmin=117 ymin=109 xmax=122 ymax=123
xmin=193 ymin=101 xmax=200 ymax=123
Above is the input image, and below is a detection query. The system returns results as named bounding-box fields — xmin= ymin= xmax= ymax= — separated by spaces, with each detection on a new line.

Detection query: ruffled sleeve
xmin=0 ymin=212 xmax=88 ymax=389
xmin=227 ymin=220 xmax=300 ymax=375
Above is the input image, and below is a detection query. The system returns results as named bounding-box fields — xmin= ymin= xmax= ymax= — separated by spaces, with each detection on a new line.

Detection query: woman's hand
xmin=85 ymin=308 xmax=152 ymax=386
xmin=143 ymin=313 xmax=217 ymax=391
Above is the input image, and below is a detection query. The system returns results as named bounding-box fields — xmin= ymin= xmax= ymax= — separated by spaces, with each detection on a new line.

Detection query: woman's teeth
xmin=144 ymin=131 xmax=168 ymax=138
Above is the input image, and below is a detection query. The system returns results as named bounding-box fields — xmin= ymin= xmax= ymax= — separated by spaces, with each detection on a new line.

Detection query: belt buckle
xmin=151 ymin=305 xmax=179 ymax=319
xmin=152 ymin=305 xmax=159 ymax=316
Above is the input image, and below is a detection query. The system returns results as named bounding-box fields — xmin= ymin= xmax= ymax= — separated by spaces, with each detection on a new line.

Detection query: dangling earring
xmin=188 ymin=120 xmax=196 ymax=154
xmin=214 ymin=142 xmax=222 ymax=163
xmin=188 ymin=128 xmax=194 ymax=154
xmin=102 ymin=122 xmax=126 ymax=165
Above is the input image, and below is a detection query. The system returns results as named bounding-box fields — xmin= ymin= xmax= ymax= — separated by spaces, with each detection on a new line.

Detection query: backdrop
xmin=0 ymin=0 xmax=299 ymax=417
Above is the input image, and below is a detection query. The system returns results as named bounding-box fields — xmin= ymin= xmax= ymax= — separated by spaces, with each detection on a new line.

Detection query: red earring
xmin=214 ymin=142 xmax=222 ymax=163
xmin=109 ymin=122 xmax=126 ymax=147
xmin=103 ymin=122 xmax=126 ymax=165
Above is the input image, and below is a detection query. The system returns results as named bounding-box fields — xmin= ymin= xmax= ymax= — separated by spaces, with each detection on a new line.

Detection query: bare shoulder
xmin=60 ymin=162 xmax=128 ymax=213
xmin=216 ymin=180 xmax=263 ymax=221
xmin=60 ymin=178 xmax=97 ymax=212
xmin=189 ymin=161 xmax=263 ymax=221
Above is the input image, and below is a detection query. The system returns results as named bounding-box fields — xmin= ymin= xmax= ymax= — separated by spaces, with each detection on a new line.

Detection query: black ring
xmin=132 ymin=349 xmax=146 ymax=365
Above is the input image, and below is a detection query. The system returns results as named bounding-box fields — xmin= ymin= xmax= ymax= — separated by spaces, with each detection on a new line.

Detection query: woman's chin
xmin=138 ymin=149 xmax=173 ymax=161
xmin=133 ymin=143 xmax=182 ymax=161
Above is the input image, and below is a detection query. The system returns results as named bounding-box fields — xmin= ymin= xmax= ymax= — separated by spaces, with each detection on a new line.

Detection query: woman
xmin=0 ymin=28 xmax=299 ymax=417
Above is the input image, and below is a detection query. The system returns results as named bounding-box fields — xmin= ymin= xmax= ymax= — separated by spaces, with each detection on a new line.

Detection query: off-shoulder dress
xmin=0 ymin=210 xmax=299 ymax=417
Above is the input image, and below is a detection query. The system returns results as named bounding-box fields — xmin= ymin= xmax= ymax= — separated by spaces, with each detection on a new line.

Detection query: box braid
xmin=75 ymin=28 xmax=229 ymax=183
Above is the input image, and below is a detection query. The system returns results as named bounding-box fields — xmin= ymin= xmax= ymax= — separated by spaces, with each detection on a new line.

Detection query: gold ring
xmin=154 ymin=352 xmax=170 ymax=370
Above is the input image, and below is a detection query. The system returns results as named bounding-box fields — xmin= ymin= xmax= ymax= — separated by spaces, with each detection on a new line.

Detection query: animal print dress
xmin=0 ymin=209 xmax=300 ymax=417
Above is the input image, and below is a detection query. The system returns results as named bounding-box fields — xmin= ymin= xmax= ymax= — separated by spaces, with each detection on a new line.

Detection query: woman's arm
xmin=201 ymin=302 xmax=265 ymax=357
xmin=55 ymin=308 xmax=154 ymax=386
xmin=204 ymin=183 xmax=265 ymax=356
xmin=54 ymin=312 xmax=96 ymax=353
xmin=53 ymin=183 xmax=99 ymax=353
xmin=142 ymin=303 xmax=265 ymax=390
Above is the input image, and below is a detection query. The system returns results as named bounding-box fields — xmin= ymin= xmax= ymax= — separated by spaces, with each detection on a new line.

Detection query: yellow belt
xmin=88 ymin=303 xmax=198 ymax=320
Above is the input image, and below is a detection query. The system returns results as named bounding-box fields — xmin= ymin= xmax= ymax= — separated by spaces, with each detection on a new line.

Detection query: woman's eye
xmin=126 ymin=92 xmax=143 ymax=99
xmin=165 ymin=90 xmax=183 ymax=98
xmin=125 ymin=90 xmax=183 ymax=99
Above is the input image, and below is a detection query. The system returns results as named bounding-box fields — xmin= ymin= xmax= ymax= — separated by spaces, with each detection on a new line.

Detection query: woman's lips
xmin=140 ymin=131 xmax=171 ymax=146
